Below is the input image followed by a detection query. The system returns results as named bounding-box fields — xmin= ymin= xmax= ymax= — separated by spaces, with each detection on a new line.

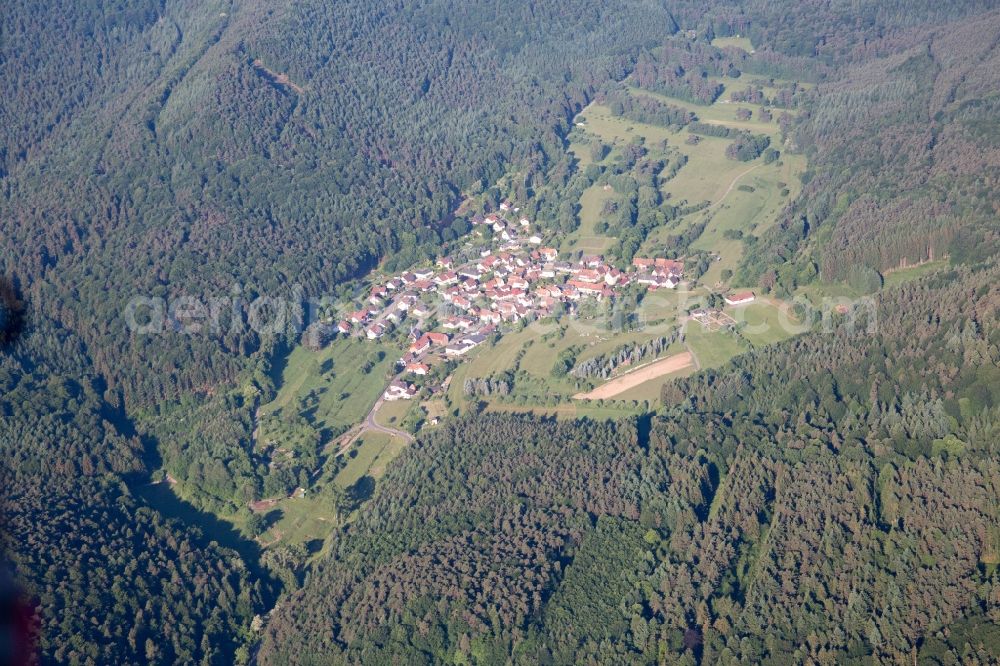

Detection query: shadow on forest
xmin=0 ymin=276 xmax=26 ymax=348
xmin=99 ymin=380 xmax=284 ymax=606
xmin=135 ymin=481 xmax=282 ymax=606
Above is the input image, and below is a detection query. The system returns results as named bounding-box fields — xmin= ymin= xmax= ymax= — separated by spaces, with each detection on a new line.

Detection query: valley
xmin=3 ymin=3 xmax=998 ymax=664
xmin=223 ymin=68 xmax=814 ymax=551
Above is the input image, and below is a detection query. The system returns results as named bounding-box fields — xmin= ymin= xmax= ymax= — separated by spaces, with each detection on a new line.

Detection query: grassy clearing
xmin=883 ymin=260 xmax=947 ymax=287
xmin=794 ymin=281 xmax=865 ymax=304
xmin=662 ymin=135 xmax=751 ymax=207
xmin=731 ymin=301 xmax=801 ymax=346
xmin=564 ymin=184 xmax=617 ymax=254
xmin=446 ymin=327 xmax=535 ymax=404
xmin=684 ymin=321 xmax=748 ymax=369
xmin=259 ymin=338 xmax=400 ymax=449
xmin=639 ymin=288 xmax=698 ymax=324
xmin=374 ymin=398 xmax=413 ymax=429
xmin=712 ymin=36 xmax=754 ymax=51
xmin=691 ymin=154 xmax=806 ymax=286
xmin=265 ymin=494 xmax=340 ymax=549
xmin=335 ymin=431 xmax=407 ymax=488
xmin=576 ymin=103 xmax=680 ymax=145
xmin=423 ymin=398 xmax=449 ymax=423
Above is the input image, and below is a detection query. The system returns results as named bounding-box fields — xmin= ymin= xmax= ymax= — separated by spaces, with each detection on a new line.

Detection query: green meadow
xmin=711 ymin=36 xmax=754 ymax=51
xmin=258 ymin=337 xmax=401 ymax=448
xmin=572 ymin=80 xmax=806 ymax=290
xmin=335 ymin=431 xmax=408 ymax=488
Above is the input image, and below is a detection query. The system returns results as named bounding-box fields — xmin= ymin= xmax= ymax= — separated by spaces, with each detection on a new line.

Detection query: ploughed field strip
xmin=573 ymin=351 xmax=694 ymax=400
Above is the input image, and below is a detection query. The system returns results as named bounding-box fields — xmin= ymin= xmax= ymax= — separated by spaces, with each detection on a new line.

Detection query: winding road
xmin=362 ymin=396 xmax=415 ymax=443
xmin=334 ymin=378 xmax=415 ymax=456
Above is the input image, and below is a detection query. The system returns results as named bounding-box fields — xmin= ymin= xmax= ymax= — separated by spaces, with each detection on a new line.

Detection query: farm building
xmin=724 ymin=291 xmax=756 ymax=306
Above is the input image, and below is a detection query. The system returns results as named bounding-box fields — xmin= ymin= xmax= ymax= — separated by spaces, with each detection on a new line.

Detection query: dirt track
xmin=573 ymin=351 xmax=695 ymax=400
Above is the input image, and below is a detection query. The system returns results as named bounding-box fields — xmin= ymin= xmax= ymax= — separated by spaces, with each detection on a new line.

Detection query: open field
xmin=263 ymin=493 xmax=339 ymax=550
xmin=335 ymin=431 xmax=407 ymax=488
xmin=712 ymin=36 xmax=754 ymax=51
xmin=577 ymin=103 xmax=679 ymax=144
xmin=574 ymin=351 xmax=694 ymax=400
xmin=445 ymin=327 xmax=536 ymax=404
xmin=666 ymin=135 xmax=757 ymax=208
xmin=373 ymin=397 xmax=413 ymax=429
xmin=259 ymin=338 xmax=401 ymax=447
xmin=883 ymin=259 xmax=947 ymax=287
xmin=690 ymin=155 xmax=806 ymax=285
xmin=684 ymin=322 xmax=748 ymax=369
xmin=794 ymin=281 xmax=865 ymax=304
xmin=564 ymin=184 xmax=616 ymax=253
xmin=730 ymin=300 xmax=802 ymax=346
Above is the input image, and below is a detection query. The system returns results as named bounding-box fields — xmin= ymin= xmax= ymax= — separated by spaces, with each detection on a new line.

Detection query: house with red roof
xmin=426 ymin=332 xmax=449 ymax=346
xmin=409 ymin=335 xmax=432 ymax=354
xmin=349 ymin=309 xmax=373 ymax=324
xmin=724 ymin=291 xmax=756 ymax=306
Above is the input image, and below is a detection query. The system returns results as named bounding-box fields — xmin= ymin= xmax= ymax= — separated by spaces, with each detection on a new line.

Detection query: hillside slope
xmin=262 ymin=263 xmax=999 ymax=663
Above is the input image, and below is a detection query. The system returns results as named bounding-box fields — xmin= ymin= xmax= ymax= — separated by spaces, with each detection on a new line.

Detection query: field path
xmin=573 ymin=351 xmax=695 ymax=400
xmin=684 ymin=340 xmax=701 ymax=371
xmin=708 ymin=163 xmax=761 ymax=210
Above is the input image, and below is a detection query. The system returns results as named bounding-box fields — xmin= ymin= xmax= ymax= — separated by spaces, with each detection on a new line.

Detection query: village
xmin=323 ymin=203 xmax=754 ymax=402
xmin=244 ymin=65 xmax=809 ymax=551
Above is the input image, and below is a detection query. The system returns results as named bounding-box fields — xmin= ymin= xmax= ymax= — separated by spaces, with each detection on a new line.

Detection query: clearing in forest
xmin=571 ymin=78 xmax=806 ymax=285
xmin=711 ymin=36 xmax=755 ymax=52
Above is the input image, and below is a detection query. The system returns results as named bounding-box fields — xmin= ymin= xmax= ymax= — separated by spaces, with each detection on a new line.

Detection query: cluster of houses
xmin=329 ymin=211 xmax=689 ymax=400
xmin=341 ymin=249 xmax=684 ymax=337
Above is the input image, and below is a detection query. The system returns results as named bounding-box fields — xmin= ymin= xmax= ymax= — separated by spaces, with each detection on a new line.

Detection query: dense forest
xmin=735 ymin=9 xmax=1000 ymax=293
xmin=0 ymin=342 xmax=263 ymax=663
xmin=1 ymin=0 xmax=998 ymax=662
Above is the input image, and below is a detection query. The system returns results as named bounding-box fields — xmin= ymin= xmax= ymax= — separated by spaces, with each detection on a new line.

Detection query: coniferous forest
xmin=1 ymin=0 xmax=998 ymax=663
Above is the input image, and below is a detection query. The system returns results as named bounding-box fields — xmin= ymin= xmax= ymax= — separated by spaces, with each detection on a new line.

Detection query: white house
xmin=384 ymin=380 xmax=417 ymax=401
